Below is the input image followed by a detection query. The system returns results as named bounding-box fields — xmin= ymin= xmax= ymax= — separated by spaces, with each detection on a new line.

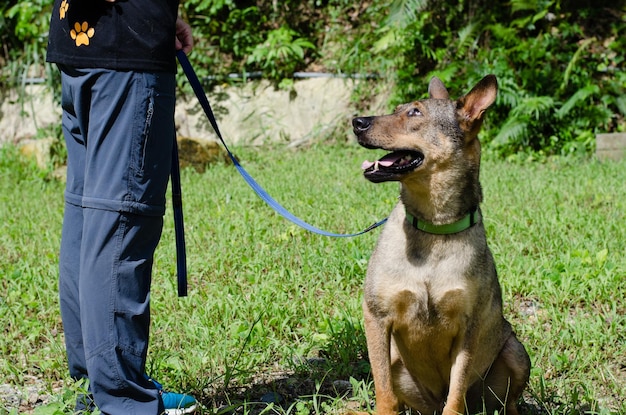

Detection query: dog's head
xmin=352 ymin=75 xmax=497 ymax=185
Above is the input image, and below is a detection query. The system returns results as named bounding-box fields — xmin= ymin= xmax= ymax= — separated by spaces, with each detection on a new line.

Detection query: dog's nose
xmin=352 ymin=116 xmax=373 ymax=134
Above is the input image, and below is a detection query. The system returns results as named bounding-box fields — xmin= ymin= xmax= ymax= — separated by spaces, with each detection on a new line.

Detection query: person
xmin=46 ymin=0 xmax=196 ymax=414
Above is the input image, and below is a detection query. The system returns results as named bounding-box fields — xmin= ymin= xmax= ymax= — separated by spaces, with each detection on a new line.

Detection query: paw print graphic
xmin=70 ymin=22 xmax=95 ymax=47
xmin=59 ymin=0 xmax=69 ymax=19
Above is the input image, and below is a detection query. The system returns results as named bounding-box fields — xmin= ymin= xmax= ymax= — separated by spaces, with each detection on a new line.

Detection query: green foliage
xmin=1 ymin=0 xmax=51 ymax=80
xmin=247 ymin=26 xmax=316 ymax=88
xmin=5 ymin=0 xmax=48 ymax=41
xmin=181 ymin=0 xmax=335 ymax=88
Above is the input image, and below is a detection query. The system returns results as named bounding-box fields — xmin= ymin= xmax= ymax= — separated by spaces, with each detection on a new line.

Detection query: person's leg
xmin=58 ymin=65 xmax=95 ymax=412
xmin=60 ymin=201 xmax=99 ymax=413
xmin=83 ymin=69 xmax=176 ymax=415
xmin=60 ymin=66 xmax=176 ymax=414
xmin=80 ymin=208 xmax=165 ymax=415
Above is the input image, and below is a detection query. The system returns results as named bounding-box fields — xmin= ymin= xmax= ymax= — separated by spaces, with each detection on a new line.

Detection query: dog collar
xmin=405 ymin=208 xmax=481 ymax=235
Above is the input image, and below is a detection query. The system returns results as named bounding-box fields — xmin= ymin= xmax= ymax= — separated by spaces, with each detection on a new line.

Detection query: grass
xmin=0 ymin=143 xmax=624 ymax=415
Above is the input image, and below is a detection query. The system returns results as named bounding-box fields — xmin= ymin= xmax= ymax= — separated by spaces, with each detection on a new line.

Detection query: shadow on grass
xmin=198 ymin=358 xmax=372 ymax=415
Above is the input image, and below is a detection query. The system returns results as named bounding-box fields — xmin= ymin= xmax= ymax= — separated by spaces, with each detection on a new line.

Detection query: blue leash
xmin=172 ymin=51 xmax=388 ymax=295
xmin=176 ymin=50 xmax=387 ymax=238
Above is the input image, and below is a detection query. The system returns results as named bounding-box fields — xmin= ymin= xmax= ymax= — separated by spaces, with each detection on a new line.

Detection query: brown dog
xmin=352 ymin=75 xmax=530 ymax=415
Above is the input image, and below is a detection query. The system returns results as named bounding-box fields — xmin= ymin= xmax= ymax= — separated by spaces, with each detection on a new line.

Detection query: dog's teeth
xmin=374 ymin=160 xmax=379 ymax=171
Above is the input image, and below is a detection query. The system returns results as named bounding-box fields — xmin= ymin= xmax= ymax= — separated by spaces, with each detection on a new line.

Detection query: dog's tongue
xmin=361 ymin=153 xmax=402 ymax=170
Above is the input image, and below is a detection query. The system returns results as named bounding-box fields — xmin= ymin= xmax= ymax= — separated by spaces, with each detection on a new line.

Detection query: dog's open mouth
xmin=361 ymin=150 xmax=424 ymax=182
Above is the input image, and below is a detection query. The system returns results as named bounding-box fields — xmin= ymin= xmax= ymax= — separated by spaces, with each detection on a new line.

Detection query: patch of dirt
xmin=0 ymin=376 xmax=62 ymax=414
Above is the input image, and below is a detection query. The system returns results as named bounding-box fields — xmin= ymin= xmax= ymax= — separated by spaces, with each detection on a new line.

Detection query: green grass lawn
xmin=1 ymin=143 xmax=624 ymax=414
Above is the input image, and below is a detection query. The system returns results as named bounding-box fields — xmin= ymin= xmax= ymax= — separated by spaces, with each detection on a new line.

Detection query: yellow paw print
xmin=59 ymin=0 xmax=69 ymax=19
xmin=70 ymin=22 xmax=95 ymax=47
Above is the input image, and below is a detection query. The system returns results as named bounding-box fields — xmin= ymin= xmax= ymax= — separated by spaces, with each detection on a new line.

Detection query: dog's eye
xmin=407 ymin=108 xmax=422 ymax=117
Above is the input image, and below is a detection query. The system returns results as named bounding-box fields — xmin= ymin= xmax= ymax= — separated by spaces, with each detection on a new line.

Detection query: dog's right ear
xmin=455 ymin=75 xmax=498 ymax=138
xmin=457 ymin=75 xmax=498 ymax=122
xmin=428 ymin=77 xmax=449 ymax=99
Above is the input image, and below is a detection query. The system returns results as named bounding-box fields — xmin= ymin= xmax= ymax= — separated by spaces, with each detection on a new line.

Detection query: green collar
xmin=405 ymin=208 xmax=481 ymax=235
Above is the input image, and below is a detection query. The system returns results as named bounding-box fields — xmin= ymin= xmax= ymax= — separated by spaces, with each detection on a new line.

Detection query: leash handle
xmin=171 ymin=135 xmax=187 ymax=297
xmin=176 ymin=50 xmax=387 ymax=238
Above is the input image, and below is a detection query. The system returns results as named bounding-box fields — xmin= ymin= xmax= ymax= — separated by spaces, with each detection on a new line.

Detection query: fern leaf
xmin=560 ymin=37 xmax=595 ymax=91
xmin=455 ymin=22 xmax=479 ymax=58
xmin=387 ymin=0 xmax=428 ymax=27
xmin=497 ymin=77 xmax=525 ymax=108
xmin=615 ymin=96 xmax=626 ymax=117
xmin=556 ymin=84 xmax=600 ymax=119
xmin=511 ymin=96 xmax=555 ymax=120
xmin=372 ymin=27 xmax=399 ymax=53
xmin=492 ymin=118 xmax=531 ymax=147
xmin=510 ymin=0 xmax=541 ymax=13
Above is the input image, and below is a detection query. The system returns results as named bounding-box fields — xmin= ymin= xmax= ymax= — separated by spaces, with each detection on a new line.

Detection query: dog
xmin=351 ymin=75 xmax=530 ymax=415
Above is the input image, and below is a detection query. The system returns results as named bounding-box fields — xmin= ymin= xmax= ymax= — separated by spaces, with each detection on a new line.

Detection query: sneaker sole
xmin=164 ymin=404 xmax=197 ymax=415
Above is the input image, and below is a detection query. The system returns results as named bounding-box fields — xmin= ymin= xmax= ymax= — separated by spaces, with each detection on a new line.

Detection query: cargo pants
xmin=58 ymin=65 xmax=175 ymax=415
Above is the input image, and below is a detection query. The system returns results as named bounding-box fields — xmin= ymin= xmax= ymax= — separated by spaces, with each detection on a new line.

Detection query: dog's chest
xmin=366 ymin=238 xmax=477 ymax=328
xmin=376 ymin=275 xmax=471 ymax=330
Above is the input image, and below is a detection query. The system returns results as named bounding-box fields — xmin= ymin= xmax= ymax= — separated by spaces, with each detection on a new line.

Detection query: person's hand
xmin=175 ymin=17 xmax=193 ymax=54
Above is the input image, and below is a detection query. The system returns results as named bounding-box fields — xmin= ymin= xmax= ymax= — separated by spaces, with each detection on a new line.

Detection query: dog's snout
xmin=352 ymin=116 xmax=373 ymax=134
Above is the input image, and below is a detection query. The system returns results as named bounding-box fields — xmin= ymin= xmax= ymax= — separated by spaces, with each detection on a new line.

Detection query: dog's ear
xmin=428 ymin=77 xmax=449 ymax=99
xmin=457 ymin=75 xmax=498 ymax=123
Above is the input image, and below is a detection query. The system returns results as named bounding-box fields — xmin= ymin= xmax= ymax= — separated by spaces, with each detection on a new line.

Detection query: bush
xmin=1 ymin=0 xmax=51 ymax=83
xmin=366 ymin=0 xmax=626 ymax=156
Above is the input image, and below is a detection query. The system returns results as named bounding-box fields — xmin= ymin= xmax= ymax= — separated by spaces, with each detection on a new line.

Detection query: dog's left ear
xmin=429 ymin=77 xmax=449 ymax=99
xmin=456 ymin=75 xmax=498 ymax=131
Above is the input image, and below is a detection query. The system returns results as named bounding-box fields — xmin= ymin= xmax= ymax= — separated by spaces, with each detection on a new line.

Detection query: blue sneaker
xmin=145 ymin=375 xmax=197 ymax=415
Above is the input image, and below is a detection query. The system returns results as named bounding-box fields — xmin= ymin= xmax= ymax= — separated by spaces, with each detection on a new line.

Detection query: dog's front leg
xmin=363 ymin=302 xmax=400 ymax=415
xmin=442 ymin=349 xmax=473 ymax=415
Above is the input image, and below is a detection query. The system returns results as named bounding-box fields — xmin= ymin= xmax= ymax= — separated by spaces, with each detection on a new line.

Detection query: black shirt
xmin=46 ymin=0 xmax=179 ymax=73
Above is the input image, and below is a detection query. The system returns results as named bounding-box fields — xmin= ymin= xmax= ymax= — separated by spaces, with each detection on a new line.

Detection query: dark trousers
xmin=58 ymin=65 xmax=175 ymax=415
